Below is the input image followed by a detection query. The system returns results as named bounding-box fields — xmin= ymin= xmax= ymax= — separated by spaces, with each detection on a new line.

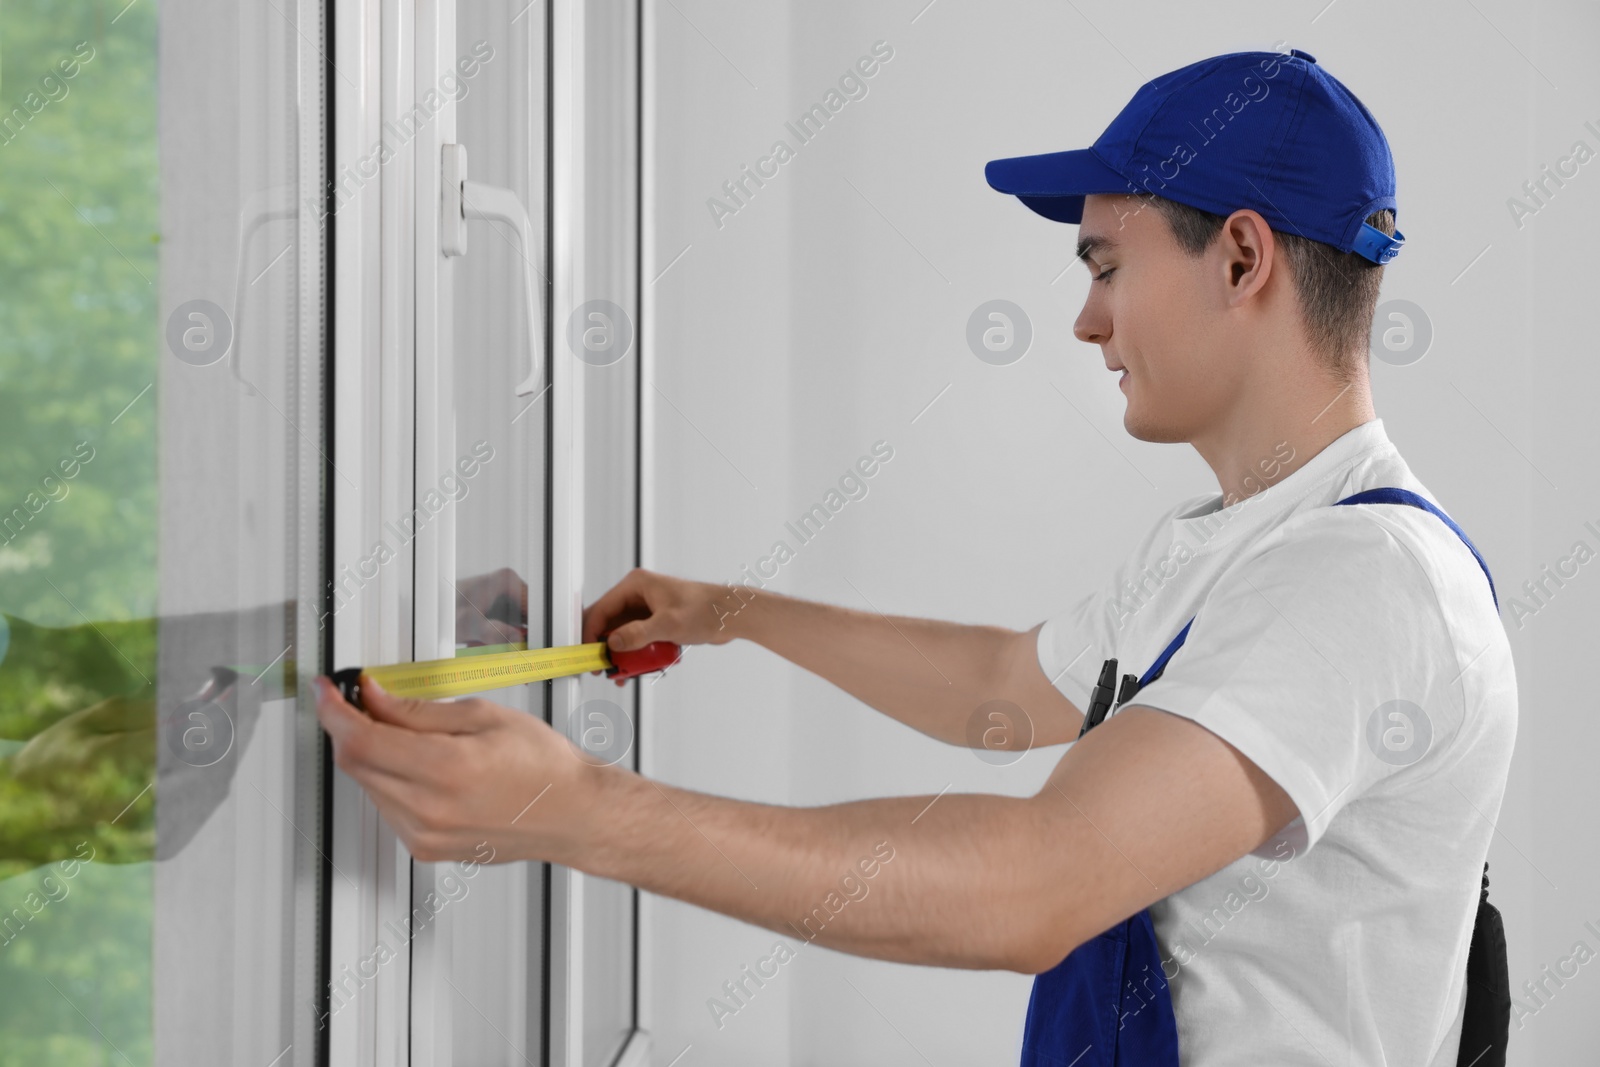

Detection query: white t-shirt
xmin=1036 ymin=417 xmax=1517 ymax=1066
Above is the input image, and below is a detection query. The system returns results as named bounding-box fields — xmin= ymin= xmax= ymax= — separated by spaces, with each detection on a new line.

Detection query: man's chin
xmin=1120 ymin=404 xmax=1190 ymax=445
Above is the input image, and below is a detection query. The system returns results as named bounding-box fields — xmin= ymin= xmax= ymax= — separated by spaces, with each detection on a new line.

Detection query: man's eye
xmin=1094 ymin=267 xmax=1116 ymax=283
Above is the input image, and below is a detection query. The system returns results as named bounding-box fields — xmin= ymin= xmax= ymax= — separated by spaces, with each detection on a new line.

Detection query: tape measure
xmin=329 ymin=640 xmax=681 ymax=709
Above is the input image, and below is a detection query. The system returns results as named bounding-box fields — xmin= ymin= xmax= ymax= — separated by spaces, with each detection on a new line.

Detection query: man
xmin=315 ymin=47 xmax=1516 ymax=1065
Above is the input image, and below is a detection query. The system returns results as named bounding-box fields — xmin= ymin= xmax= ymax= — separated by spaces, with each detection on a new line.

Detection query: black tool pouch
xmin=1456 ymin=862 xmax=1510 ymax=1067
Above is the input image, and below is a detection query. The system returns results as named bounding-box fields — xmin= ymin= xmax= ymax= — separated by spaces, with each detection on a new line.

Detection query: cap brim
xmin=984 ymin=147 xmax=1131 ymax=224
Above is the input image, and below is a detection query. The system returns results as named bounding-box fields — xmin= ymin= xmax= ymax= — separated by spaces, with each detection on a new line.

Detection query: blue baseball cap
xmin=985 ymin=48 xmax=1404 ymax=264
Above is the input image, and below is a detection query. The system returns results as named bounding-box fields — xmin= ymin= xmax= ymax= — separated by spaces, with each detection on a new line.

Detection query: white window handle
xmin=227 ymin=183 xmax=298 ymax=395
xmin=441 ymin=144 xmax=544 ymax=396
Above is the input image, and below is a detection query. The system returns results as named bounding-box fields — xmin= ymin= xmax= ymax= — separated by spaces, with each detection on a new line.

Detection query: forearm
xmin=717 ymin=588 xmax=1025 ymax=745
xmin=566 ymin=761 xmax=1059 ymax=972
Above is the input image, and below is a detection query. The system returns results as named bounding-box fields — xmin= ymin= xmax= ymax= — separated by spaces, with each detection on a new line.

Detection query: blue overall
xmin=1020 ymin=487 xmax=1498 ymax=1066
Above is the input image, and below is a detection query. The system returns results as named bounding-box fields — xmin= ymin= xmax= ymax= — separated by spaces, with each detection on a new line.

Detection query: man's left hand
xmin=312 ymin=675 xmax=602 ymax=864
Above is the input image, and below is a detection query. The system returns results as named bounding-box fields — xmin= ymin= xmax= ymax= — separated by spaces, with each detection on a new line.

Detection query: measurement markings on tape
xmin=329 ymin=640 xmax=681 ymax=708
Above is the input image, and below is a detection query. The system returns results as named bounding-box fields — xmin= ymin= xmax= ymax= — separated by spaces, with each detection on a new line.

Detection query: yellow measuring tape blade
xmin=358 ymin=642 xmax=611 ymax=701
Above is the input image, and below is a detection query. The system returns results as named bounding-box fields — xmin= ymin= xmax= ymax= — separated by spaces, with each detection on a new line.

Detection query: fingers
xmin=358 ymin=677 xmax=502 ymax=735
xmin=312 ymin=677 xmax=460 ymax=783
xmin=603 ymin=618 xmax=656 ymax=653
xmin=312 ymin=675 xmax=369 ymax=746
xmin=582 ymin=568 xmax=706 ymax=650
xmin=581 ymin=568 xmax=652 ymax=644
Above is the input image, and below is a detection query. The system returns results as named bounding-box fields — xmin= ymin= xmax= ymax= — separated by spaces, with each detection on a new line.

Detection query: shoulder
xmin=1209 ymin=499 xmax=1502 ymax=734
xmin=1197 ymin=502 xmax=1461 ymax=691
xmin=1251 ymin=493 xmax=1494 ymax=617
xmin=1238 ymin=501 xmax=1438 ymax=590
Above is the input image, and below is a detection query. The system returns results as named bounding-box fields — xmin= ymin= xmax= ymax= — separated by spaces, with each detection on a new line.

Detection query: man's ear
xmin=1219 ymin=208 xmax=1277 ymax=305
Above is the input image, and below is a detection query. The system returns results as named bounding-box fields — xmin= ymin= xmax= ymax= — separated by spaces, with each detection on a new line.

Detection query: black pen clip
xmin=1077 ymin=657 xmax=1119 ymax=739
xmin=1115 ymin=672 xmax=1141 ymax=710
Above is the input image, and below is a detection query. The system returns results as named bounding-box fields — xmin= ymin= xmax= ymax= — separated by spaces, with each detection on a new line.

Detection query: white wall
xmin=642 ymin=1 xmax=1600 ymax=1063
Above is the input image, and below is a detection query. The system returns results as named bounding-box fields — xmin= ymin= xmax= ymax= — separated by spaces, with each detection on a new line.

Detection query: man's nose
xmin=1074 ymin=299 xmax=1108 ymax=345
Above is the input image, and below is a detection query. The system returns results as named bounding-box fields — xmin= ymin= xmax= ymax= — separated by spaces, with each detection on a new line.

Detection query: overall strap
xmin=1138 ymin=618 xmax=1194 ymax=688
xmin=1136 ymin=488 xmax=1497 ymax=693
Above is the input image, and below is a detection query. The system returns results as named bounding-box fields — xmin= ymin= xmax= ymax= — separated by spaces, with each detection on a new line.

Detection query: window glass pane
xmin=0 ymin=1 xmax=328 ymax=1064
xmin=446 ymin=2 xmax=548 ymax=1063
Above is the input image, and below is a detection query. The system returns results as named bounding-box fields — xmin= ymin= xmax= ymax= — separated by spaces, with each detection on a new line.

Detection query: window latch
xmin=441 ymin=143 xmax=545 ymax=396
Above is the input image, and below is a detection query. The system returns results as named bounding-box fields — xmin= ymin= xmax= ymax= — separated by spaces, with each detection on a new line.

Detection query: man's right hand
xmin=581 ymin=568 xmax=745 ymax=653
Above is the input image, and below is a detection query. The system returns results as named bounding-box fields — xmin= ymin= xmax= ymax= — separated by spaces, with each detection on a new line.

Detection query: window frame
xmin=327 ymin=0 xmax=647 ymax=1063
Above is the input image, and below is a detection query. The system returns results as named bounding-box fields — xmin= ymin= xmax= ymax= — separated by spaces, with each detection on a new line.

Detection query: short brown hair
xmin=1148 ymin=196 xmax=1393 ymax=384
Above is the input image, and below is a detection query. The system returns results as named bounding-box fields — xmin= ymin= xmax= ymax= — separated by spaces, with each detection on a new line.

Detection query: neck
xmin=1192 ymin=365 xmax=1376 ymax=508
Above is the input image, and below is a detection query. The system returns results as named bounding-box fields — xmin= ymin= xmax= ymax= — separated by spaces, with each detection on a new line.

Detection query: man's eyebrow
xmin=1075 ymin=233 xmax=1119 ymax=263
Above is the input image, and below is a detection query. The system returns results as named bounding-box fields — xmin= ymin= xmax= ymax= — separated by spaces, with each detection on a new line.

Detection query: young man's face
xmin=1072 ymin=193 xmax=1249 ymax=444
